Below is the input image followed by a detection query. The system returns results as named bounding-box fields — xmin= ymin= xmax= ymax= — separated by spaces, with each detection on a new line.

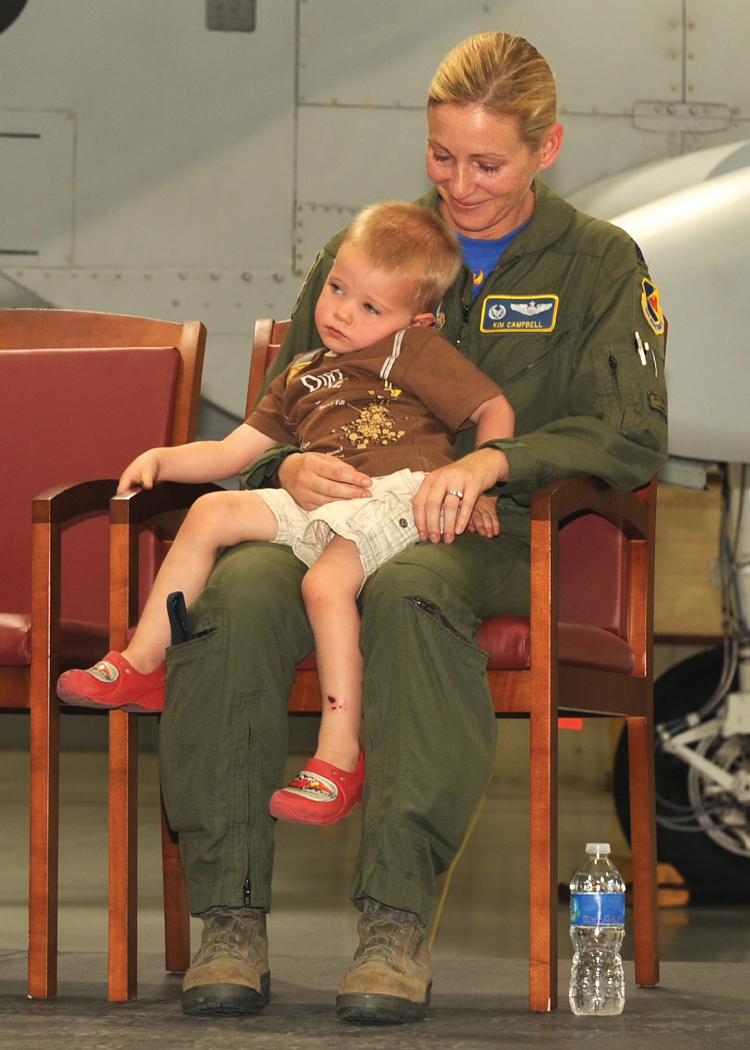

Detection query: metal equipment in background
xmin=571 ymin=148 xmax=750 ymax=898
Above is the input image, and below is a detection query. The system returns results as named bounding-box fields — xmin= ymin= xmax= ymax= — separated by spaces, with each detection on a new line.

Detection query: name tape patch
xmin=481 ymin=295 xmax=559 ymax=333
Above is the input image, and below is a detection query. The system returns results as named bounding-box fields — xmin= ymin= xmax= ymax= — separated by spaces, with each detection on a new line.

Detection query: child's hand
xmin=117 ymin=450 xmax=161 ymax=494
xmin=466 ymin=494 xmax=500 ymax=537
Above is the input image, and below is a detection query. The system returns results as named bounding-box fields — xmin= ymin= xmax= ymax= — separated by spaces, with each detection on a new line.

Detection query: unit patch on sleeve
xmin=480 ymin=295 xmax=559 ymax=333
xmin=647 ymin=392 xmax=668 ymax=422
xmin=641 ymin=279 xmax=664 ymax=335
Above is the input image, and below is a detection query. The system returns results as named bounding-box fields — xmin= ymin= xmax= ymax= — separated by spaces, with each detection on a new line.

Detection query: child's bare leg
xmin=123 ymin=490 xmax=279 ymax=673
xmin=300 ymin=535 xmax=365 ymax=773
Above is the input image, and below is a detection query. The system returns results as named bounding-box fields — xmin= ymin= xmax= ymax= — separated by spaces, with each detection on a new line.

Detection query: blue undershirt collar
xmin=456 ymin=220 xmax=530 ymax=298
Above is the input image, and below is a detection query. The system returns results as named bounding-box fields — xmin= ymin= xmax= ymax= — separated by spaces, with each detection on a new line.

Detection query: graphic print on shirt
xmin=284 ymin=351 xmax=411 ymax=459
xmin=299 ymin=367 xmax=344 ymax=392
xmin=338 ymin=387 xmax=406 ymax=451
xmin=284 ymin=349 xmax=319 ymax=386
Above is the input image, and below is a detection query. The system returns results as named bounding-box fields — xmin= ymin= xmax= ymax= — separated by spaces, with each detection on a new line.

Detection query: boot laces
xmin=202 ymin=907 xmax=257 ymax=960
xmin=358 ymin=907 xmax=414 ymax=971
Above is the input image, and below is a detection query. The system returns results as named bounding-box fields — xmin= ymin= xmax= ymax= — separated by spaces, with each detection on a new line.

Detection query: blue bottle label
xmin=570 ymin=892 xmax=625 ymax=926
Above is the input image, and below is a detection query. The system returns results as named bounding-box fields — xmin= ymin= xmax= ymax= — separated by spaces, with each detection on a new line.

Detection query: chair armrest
xmin=108 ymin=482 xmax=222 ymax=650
xmin=531 ymin=475 xmax=651 ymax=541
xmin=110 ymin=481 xmax=222 ymax=528
xmin=32 ymin=478 xmax=118 ymax=525
xmin=29 ymin=480 xmax=119 ymax=688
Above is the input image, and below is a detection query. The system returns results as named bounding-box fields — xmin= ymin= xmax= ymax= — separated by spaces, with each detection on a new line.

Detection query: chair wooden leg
xmin=108 ymin=709 xmax=138 ymax=1001
xmin=529 ymin=706 xmax=558 ymax=1011
xmin=28 ymin=695 xmax=60 ymax=998
xmin=626 ymin=714 xmax=660 ymax=987
xmin=28 ymin=515 xmax=61 ymax=999
xmin=160 ymin=792 xmax=191 ymax=974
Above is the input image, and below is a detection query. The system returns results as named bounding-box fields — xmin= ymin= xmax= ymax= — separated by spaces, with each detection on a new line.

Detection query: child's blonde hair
xmin=428 ymin=32 xmax=557 ymax=151
xmin=341 ymin=201 xmax=462 ymax=314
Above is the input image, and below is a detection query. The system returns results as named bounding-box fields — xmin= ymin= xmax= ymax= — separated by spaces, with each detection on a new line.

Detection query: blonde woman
xmin=161 ymin=32 xmax=668 ymax=1024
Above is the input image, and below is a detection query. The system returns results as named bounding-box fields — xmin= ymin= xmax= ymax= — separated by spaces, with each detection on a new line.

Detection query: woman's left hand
xmin=411 ymin=448 xmax=509 ymax=544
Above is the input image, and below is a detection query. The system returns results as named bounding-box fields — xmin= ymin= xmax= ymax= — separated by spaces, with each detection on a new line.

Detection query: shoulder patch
xmin=480 ymin=294 xmax=559 ymax=333
xmin=641 ymin=279 xmax=664 ymax=335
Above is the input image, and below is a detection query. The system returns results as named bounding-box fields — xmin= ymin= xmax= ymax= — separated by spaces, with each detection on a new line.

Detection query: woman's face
xmin=426 ymin=103 xmax=562 ymax=240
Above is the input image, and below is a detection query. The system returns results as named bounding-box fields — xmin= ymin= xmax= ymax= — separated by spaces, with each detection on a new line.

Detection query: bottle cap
xmin=585 ymin=842 xmax=610 ymax=854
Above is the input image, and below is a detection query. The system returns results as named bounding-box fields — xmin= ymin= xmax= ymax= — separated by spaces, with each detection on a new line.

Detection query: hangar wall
xmin=1 ymin=0 xmax=748 ymax=415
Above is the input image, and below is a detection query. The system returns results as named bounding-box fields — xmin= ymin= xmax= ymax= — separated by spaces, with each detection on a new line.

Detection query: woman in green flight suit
xmin=161 ymin=31 xmax=668 ymax=1024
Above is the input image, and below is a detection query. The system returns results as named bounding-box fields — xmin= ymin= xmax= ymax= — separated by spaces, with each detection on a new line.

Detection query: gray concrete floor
xmin=2 ymin=721 xmax=750 ymax=1047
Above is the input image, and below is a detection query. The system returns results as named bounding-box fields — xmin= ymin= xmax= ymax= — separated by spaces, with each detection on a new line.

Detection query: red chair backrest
xmin=559 ymin=514 xmax=629 ymax=640
xmin=0 ymin=346 xmax=179 ymax=624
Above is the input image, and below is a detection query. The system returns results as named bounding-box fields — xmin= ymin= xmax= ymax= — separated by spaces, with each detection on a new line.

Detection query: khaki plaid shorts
xmin=256 ymin=468 xmax=426 ymax=584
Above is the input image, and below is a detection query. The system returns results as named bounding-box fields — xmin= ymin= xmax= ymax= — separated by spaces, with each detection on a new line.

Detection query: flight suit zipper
xmin=502 ymin=342 xmax=560 ymax=386
xmin=407 ymin=597 xmax=465 ymax=642
xmin=454 ymin=266 xmax=477 ymax=349
xmin=457 ymin=252 xmax=522 ymax=335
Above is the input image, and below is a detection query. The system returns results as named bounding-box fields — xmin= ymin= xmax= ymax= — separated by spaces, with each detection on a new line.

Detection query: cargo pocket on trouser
xmin=353 ymin=577 xmax=495 ymax=924
xmin=160 ymin=612 xmax=230 ymax=837
xmin=160 ymin=611 xmax=282 ymax=913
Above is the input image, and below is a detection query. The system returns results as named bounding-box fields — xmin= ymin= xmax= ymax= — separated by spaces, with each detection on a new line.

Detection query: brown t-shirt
xmin=246 ymin=326 xmax=504 ymax=475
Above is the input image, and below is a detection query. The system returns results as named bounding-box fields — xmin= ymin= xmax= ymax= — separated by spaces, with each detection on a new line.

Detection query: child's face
xmin=314 ymin=243 xmax=431 ymax=354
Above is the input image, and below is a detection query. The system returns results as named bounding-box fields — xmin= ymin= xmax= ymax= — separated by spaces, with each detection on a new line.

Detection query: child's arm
xmin=466 ymin=393 xmax=515 ymax=538
xmin=117 ymin=424 xmax=279 ymax=494
xmin=469 ymin=392 xmax=515 ymax=447
xmin=467 ymin=494 xmax=501 ymax=537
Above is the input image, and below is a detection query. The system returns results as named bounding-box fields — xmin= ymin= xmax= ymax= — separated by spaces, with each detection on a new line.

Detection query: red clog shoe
xmin=57 ymin=652 xmax=166 ymax=713
xmin=269 ymin=751 xmax=365 ymax=825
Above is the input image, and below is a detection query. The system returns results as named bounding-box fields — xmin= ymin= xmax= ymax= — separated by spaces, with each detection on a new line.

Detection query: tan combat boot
xmin=181 ymin=906 xmax=270 ymax=1016
xmin=336 ymin=897 xmax=432 ymax=1023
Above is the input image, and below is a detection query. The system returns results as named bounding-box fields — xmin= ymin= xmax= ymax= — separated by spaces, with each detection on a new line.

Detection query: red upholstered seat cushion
xmin=478 ymin=615 xmax=634 ymax=674
xmin=293 ymin=615 xmax=633 ymax=676
xmin=0 ymin=613 xmax=108 ymax=669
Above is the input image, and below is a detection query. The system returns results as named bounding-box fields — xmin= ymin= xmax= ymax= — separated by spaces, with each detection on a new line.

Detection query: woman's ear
xmin=410 ymin=312 xmax=436 ymax=328
xmin=537 ymin=123 xmax=564 ymax=172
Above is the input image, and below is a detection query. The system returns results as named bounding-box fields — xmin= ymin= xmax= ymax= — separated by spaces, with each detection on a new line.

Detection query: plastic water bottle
xmin=569 ymin=842 xmax=626 ymax=1016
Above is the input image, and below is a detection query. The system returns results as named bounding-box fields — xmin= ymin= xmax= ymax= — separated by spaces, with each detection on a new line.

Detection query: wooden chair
xmin=117 ymin=317 xmax=659 ymax=1012
xmin=0 ymin=309 xmax=206 ymax=1001
xmin=249 ymin=320 xmax=660 ymax=1011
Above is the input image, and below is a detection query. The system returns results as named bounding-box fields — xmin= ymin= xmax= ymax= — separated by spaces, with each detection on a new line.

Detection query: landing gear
xmin=613 ymin=647 xmax=750 ymax=902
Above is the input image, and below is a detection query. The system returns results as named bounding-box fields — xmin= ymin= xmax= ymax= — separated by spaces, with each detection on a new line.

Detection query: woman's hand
xmin=467 ymin=494 xmax=500 ymax=537
xmin=278 ymin=452 xmax=373 ymax=511
xmin=411 ymin=447 xmax=508 ymax=544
